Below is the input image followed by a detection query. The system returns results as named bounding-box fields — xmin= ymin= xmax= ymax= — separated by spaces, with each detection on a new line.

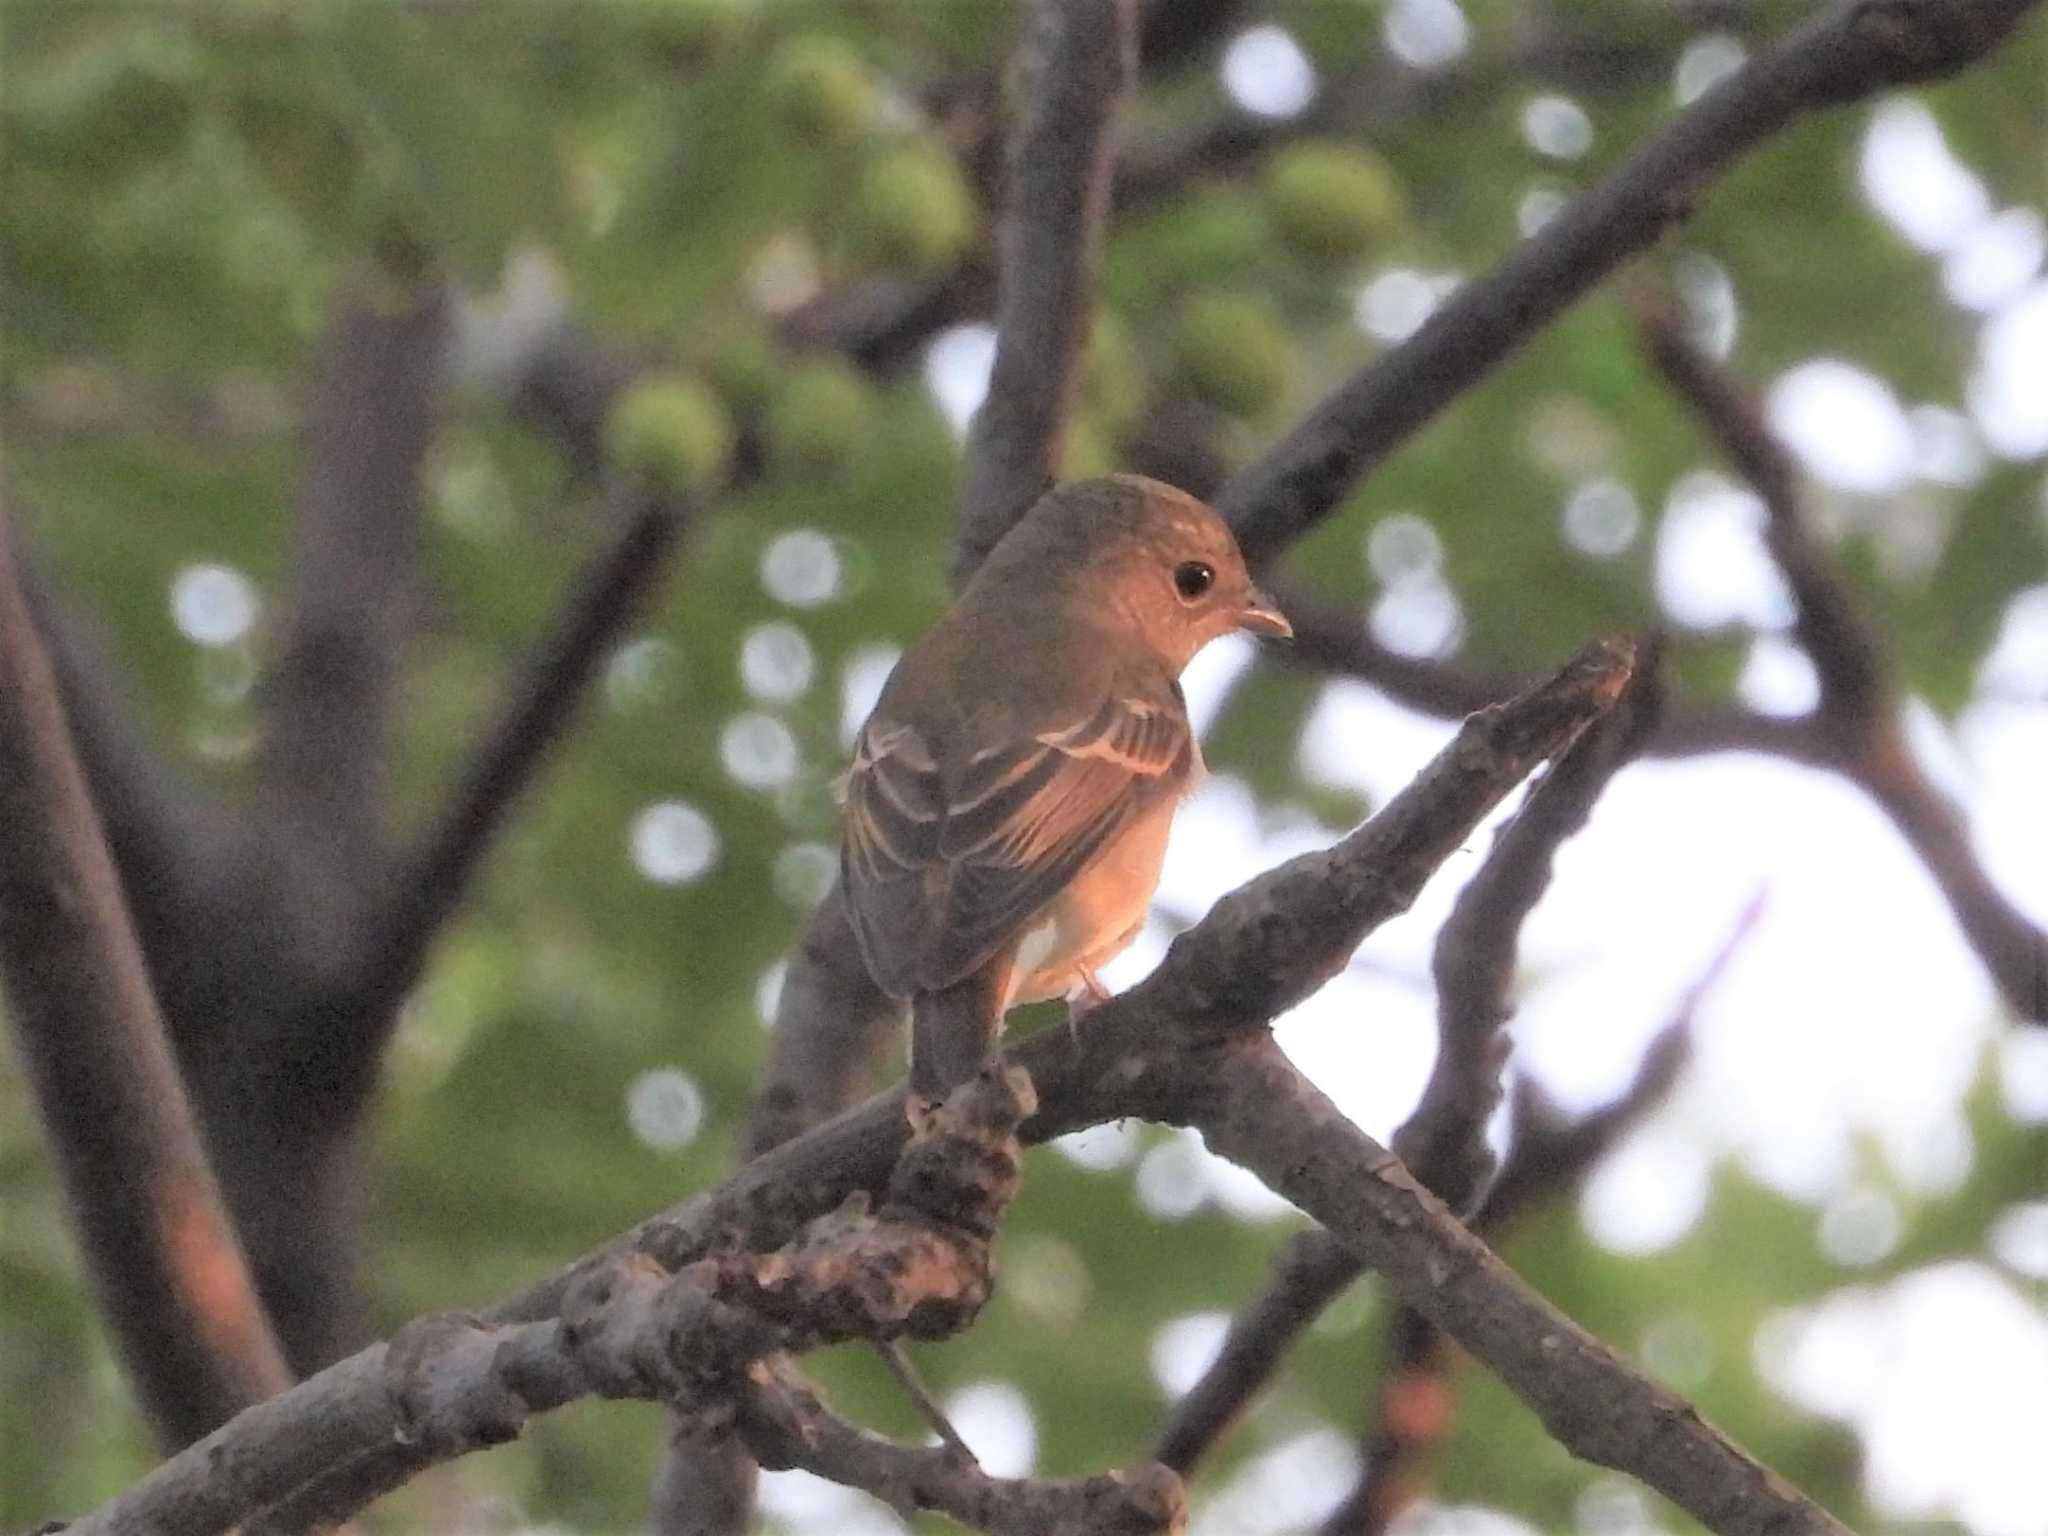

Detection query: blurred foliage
xmin=1 ymin=1 xmax=2044 ymax=1532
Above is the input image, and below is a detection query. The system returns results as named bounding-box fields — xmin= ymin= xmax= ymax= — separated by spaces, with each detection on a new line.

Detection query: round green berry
xmin=1264 ymin=144 xmax=1406 ymax=269
xmin=1173 ymin=293 xmax=1291 ymax=420
xmin=605 ymin=375 xmax=735 ymax=490
xmin=763 ymin=34 xmax=874 ymax=147
xmin=848 ymin=143 xmax=976 ymax=273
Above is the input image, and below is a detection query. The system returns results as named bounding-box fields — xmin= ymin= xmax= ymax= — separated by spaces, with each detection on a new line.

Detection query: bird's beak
xmin=1237 ymin=586 xmax=1292 ymax=639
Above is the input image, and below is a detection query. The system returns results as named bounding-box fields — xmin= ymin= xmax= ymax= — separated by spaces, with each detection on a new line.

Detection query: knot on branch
xmin=384 ymin=1311 xmax=525 ymax=1453
xmin=695 ymin=1211 xmax=995 ymax=1348
xmin=560 ymin=1254 xmax=774 ymax=1407
xmin=891 ymin=1061 xmax=1035 ymax=1239
xmin=1069 ymin=1461 xmax=1189 ymax=1535
xmin=1845 ymin=0 xmax=2033 ymax=83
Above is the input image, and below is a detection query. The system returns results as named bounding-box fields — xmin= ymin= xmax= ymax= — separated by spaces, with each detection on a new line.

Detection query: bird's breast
xmin=1008 ymin=792 xmax=1180 ymax=1005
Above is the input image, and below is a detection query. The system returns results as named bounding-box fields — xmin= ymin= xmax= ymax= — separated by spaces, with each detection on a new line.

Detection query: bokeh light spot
xmin=170 ymin=563 xmax=259 ymax=648
xmin=625 ymin=1067 xmax=706 ymax=1152
xmin=630 ymin=800 xmax=719 ymax=885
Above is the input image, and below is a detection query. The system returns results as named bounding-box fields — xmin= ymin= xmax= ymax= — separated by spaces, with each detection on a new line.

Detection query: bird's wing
xmin=842 ymin=681 xmax=1192 ymax=997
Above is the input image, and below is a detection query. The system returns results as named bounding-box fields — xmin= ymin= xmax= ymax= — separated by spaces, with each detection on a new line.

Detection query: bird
xmin=838 ymin=474 xmax=1291 ymax=1105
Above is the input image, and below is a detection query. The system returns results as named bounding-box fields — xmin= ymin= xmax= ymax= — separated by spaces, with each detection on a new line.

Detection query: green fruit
xmin=702 ymin=322 xmax=781 ymax=409
xmin=1143 ymin=196 xmax=1268 ymax=287
xmin=768 ymin=358 xmax=873 ymax=468
xmin=1173 ymin=293 xmax=1291 ymax=420
xmin=848 ymin=143 xmax=976 ymax=273
xmin=763 ymin=34 xmax=874 ymax=146
xmin=605 ymin=375 xmax=735 ymax=490
xmin=1264 ymin=144 xmax=1406 ymax=269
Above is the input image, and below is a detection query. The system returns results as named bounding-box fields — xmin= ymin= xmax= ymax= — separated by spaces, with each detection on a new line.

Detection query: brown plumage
xmin=839 ymin=475 xmax=1290 ymax=1102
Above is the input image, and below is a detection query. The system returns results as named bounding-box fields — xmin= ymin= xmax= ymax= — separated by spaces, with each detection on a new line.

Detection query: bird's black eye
xmin=1173 ymin=560 xmax=1216 ymax=602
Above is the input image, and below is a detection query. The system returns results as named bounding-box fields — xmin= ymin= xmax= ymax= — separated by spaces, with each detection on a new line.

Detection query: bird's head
xmin=985 ymin=474 xmax=1290 ymax=672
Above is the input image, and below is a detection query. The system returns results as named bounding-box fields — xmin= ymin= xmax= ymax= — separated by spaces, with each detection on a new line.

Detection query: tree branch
xmin=1409 ymin=647 xmax=1666 ymax=1209
xmin=950 ymin=0 xmax=1139 ymax=583
xmin=1637 ymin=302 xmax=2048 ymax=1018
xmin=1328 ymin=893 xmax=1762 ymax=1536
xmin=1214 ymin=0 xmax=2044 ymax=570
xmin=1154 ymin=653 xmax=1662 ymax=1475
xmin=257 ymin=285 xmax=446 ymax=873
xmin=71 ymin=1064 xmax=1041 ymax=1536
xmin=1635 ymin=304 xmax=1889 ymax=732
xmin=740 ymin=879 xmax=906 ymax=1160
xmin=0 ymin=504 xmax=292 ymax=1450
xmin=1193 ymin=1035 xmax=1851 ymax=1536
xmin=356 ymin=477 xmax=689 ymax=1030
xmin=741 ymin=1357 xmax=1185 ymax=1536
xmin=1276 ymin=579 xmax=1847 ymax=767
xmin=2 ymin=506 xmax=242 ymax=983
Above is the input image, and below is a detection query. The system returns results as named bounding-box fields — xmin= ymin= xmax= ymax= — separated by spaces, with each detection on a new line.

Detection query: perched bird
xmin=839 ymin=474 xmax=1291 ymax=1103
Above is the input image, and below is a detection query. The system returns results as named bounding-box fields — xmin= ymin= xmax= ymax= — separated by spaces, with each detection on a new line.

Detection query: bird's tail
xmin=910 ymin=954 xmax=1011 ymax=1104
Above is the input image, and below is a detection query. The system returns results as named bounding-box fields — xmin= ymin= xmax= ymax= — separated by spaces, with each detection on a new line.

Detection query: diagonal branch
xmin=1193 ymin=1032 xmax=1848 ymax=1536
xmin=1154 ymin=653 xmax=1662 ymax=1474
xmin=2 ymin=504 xmax=242 ymax=979
xmin=355 ymin=476 xmax=689 ymax=1030
xmin=1276 ymin=579 xmax=1852 ymax=766
xmin=1635 ymin=304 xmax=1889 ymax=731
xmin=950 ymin=0 xmax=1140 ymax=583
xmin=1409 ymin=645 xmax=1666 ymax=1211
xmin=1329 ymin=894 xmax=1762 ymax=1536
xmin=1214 ymin=0 xmax=2044 ymax=570
xmin=1638 ymin=302 xmax=2048 ymax=1019
xmin=0 ymin=504 xmax=292 ymax=1450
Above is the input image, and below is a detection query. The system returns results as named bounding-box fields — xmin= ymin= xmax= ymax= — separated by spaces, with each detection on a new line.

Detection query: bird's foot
xmin=1064 ymin=969 xmax=1112 ymax=1047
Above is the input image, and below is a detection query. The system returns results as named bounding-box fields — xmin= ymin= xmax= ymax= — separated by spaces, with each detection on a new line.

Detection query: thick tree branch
xmin=258 ymin=285 xmax=446 ymax=873
xmin=3 ymin=508 xmax=241 ymax=974
xmin=1639 ymin=304 xmax=2048 ymax=1018
xmin=951 ymin=0 xmax=1139 ymax=583
xmin=71 ymin=1066 xmax=1040 ymax=1536
xmin=1214 ymin=0 xmax=2043 ymax=570
xmin=1154 ymin=655 xmax=1662 ymax=1474
xmin=741 ymin=880 xmax=907 ymax=1159
xmin=0 ymin=506 xmax=292 ymax=1450
xmin=1194 ymin=1036 xmax=1851 ymax=1536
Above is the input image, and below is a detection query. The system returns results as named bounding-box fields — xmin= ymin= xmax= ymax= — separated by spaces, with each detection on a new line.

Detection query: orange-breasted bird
xmin=838 ymin=474 xmax=1291 ymax=1103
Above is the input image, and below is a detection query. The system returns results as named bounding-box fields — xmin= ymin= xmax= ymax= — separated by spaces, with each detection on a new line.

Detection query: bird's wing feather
xmin=842 ymin=682 xmax=1191 ymax=996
